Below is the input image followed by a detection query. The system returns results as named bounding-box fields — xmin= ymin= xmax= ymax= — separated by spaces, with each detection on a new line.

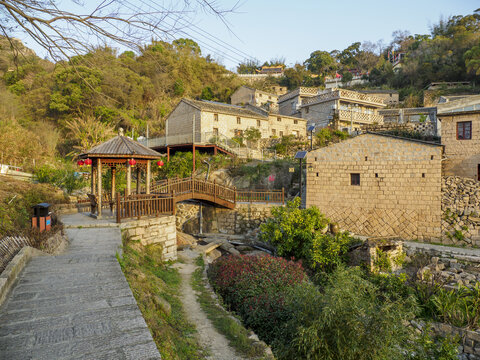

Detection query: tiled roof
xmin=183 ymin=99 xmax=269 ymax=119
xmin=82 ymin=135 xmax=161 ymax=158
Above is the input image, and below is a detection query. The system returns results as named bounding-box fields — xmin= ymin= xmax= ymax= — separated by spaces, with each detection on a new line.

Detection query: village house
xmin=277 ymin=87 xmax=319 ymax=116
xmin=300 ymin=88 xmax=386 ymax=132
xmin=306 ymin=133 xmax=443 ymax=240
xmin=359 ymin=89 xmax=399 ymax=106
xmin=378 ymin=107 xmax=439 ymax=137
xmin=438 ymin=109 xmax=480 ymax=180
xmin=143 ymin=98 xmax=306 ymax=159
xmin=230 ymin=86 xmax=279 ymax=109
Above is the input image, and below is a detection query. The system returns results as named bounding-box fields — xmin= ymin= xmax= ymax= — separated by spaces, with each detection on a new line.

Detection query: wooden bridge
xmin=115 ymin=176 xmax=285 ymax=223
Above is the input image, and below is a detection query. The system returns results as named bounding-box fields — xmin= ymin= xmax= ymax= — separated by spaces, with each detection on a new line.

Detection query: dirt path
xmin=175 ymin=249 xmax=245 ymax=360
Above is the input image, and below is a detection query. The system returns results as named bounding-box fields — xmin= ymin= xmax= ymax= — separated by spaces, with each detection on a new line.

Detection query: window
xmin=351 ymin=173 xmax=360 ymax=186
xmin=292 ymin=130 xmax=298 ymax=137
xmin=279 ymin=131 xmax=284 ymax=137
xmin=422 ymin=173 xmax=425 ymax=178
xmin=269 ymin=96 xmax=272 ymax=100
xmin=294 ymin=119 xmax=298 ymax=124
xmin=214 ymin=113 xmax=218 ymax=122
xmin=237 ymin=117 xmax=241 ymax=124
xmin=375 ymin=173 xmax=378 ymax=178
xmin=257 ymin=120 xmax=261 ymax=127
xmin=457 ymin=121 xmax=472 ymax=140
xmin=272 ymin=129 xmax=276 ymax=135
xmin=213 ymin=128 xmax=218 ymax=136
xmin=235 ymin=129 xmax=243 ymax=137
xmin=305 ymin=107 xmax=309 ymax=114
xmin=277 ymin=117 xmax=281 ymax=122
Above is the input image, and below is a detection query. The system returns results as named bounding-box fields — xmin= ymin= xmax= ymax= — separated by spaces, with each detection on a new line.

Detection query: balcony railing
xmin=337 ymin=110 xmax=384 ymax=124
xmin=303 ymin=89 xmax=386 ymax=107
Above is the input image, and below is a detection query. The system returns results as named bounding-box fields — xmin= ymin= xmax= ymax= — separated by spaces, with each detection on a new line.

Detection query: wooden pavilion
xmin=79 ymin=129 xmax=162 ymax=218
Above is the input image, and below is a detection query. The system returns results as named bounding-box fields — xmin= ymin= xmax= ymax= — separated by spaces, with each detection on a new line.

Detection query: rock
xmin=153 ymin=295 xmax=171 ymax=316
xmin=431 ymin=256 xmax=439 ymax=264
xmin=207 ymin=249 xmax=222 ymax=261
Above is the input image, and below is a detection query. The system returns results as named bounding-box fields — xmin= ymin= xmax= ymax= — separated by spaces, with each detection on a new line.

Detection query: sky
xmin=13 ymin=0 xmax=479 ymax=71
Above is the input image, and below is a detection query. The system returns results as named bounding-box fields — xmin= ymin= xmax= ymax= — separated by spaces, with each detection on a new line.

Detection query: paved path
xmin=0 ymin=215 xmax=161 ymax=360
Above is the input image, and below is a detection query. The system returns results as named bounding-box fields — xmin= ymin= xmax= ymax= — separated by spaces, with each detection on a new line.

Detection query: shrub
xmin=34 ymin=163 xmax=85 ymax=194
xmin=208 ymin=254 xmax=307 ymax=342
xmin=259 ymin=198 xmax=356 ymax=271
xmin=277 ymin=266 xmax=418 ymax=360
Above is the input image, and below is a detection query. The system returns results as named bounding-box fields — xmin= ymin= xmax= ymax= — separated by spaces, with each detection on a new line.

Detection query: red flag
xmin=335 ymin=73 xmax=341 ymax=78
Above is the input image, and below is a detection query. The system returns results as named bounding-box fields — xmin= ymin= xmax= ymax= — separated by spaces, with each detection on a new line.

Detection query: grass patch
xmin=118 ymin=236 xmax=206 ymax=360
xmin=192 ymin=255 xmax=267 ymax=359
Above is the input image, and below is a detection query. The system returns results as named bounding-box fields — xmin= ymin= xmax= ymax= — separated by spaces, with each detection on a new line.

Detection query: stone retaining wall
xmin=431 ymin=323 xmax=480 ymax=359
xmin=120 ymin=216 xmax=177 ymax=261
xmin=442 ymin=176 xmax=480 ymax=247
xmin=176 ymin=202 xmax=275 ymax=236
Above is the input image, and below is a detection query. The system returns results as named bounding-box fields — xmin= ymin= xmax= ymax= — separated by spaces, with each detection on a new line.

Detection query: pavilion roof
xmin=80 ymin=134 xmax=161 ymax=159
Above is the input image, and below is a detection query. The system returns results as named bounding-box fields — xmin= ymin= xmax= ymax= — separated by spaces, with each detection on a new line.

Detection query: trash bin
xmin=32 ymin=203 xmax=52 ymax=232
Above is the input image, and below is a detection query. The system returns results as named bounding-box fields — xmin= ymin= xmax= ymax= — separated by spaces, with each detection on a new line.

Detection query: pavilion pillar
xmin=111 ymin=167 xmax=116 ymax=209
xmin=90 ymin=161 xmax=95 ymax=195
xmin=136 ymin=166 xmax=141 ymax=194
xmin=126 ymin=161 xmax=131 ymax=196
xmin=167 ymin=146 xmax=170 ymax=162
xmin=146 ymin=161 xmax=151 ymax=195
xmin=97 ymin=159 xmax=102 ymax=217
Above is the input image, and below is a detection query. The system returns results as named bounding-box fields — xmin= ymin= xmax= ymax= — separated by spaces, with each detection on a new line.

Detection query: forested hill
xmin=0 ymin=38 xmax=243 ymax=165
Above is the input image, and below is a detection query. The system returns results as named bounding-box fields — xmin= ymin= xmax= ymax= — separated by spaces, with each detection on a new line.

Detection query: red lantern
xmin=157 ymin=160 xmax=164 ymax=167
xmin=77 ymin=160 xmax=85 ymax=166
xmin=84 ymin=158 xmax=92 ymax=165
xmin=128 ymin=158 xmax=136 ymax=166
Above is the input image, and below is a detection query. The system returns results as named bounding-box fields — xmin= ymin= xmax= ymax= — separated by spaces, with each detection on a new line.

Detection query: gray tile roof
xmin=183 ymin=99 xmax=269 ymax=119
xmin=82 ymin=135 xmax=161 ymax=158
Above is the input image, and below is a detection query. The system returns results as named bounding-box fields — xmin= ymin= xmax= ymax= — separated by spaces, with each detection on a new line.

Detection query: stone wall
xmin=431 ymin=323 xmax=480 ymax=359
xmin=363 ymin=122 xmax=438 ymax=138
xmin=120 ymin=216 xmax=177 ymax=261
xmin=175 ymin=202 xmax=274 ymax=236
xmin=306 ymin=133 xmax=443 ymax=241
xmin=440 ymin=111 xmax=480 ymax=180
xmin=442 ymin=176 xmax=480 ymax=246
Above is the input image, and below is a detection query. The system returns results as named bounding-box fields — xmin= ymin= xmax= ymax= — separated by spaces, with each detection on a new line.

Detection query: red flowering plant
xmin=208 ymin=254 xmax=307 ymax=342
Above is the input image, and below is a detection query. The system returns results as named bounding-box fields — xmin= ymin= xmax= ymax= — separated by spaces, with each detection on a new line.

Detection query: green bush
xmin=259 ymin=198 xmax=356 ymax=271
xmin=208 ymin=254 xmax=307 ymax=343
xmin=34 ymin=163 xmax=85 ymax=194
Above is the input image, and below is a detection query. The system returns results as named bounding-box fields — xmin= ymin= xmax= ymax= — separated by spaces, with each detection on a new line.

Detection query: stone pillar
xmin=97 ymin=158 xmax=102 ymax=217
xmin=146 ymin=161 xmax=151 ymax=195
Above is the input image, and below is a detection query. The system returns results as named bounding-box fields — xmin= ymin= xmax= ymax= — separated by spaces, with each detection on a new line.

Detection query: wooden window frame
xmin=214 ymin=113 xmax=218 ymax=122
xmin=350 ymin=173 xmax=360 ymax=186
xmin=237 ymin=117 xmax=241 ymax=124
xmin=257 ymin=120 xmax=261 ymax=127
xmin=457 ymin=121 xmax=472 ymax=140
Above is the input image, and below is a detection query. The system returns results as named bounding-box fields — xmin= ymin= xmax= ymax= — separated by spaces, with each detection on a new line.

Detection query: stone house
xmin=359 ymin=90 xmax=399 ymax=106
xmin=231 ymin=86 xmax=278 ymax=108
xmin=378 ymin=107 xmax=439 ymax=137
xmin=153 ymin=99 xmax=306 ymax=146
xmin=300 ymin=88 xmax=386 ymax=133
xmin=277 ymin=87 xmax=319 ymax=116
xmin=438 ymin=110 xmax=480 ymax=180
xmin=306 ymin=133 xmax=443 ymax=241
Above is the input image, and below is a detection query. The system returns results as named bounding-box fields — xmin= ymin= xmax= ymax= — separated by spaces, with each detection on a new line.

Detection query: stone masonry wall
xmin=175 ymin=202 xmax=273 ymax=236
xmin=306 ymin=134 xmax=443 ymax=241
xmin=442 ymin=176 xmax=480 ymax=247
xmin=440 ymin=112 xmax=480 ymax=180
xmin=120 ymin=216 xmax=177 ymax=261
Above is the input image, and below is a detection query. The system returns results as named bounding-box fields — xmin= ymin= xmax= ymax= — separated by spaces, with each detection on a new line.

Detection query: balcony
xmin=303 ymin=89 xmax=386 ymax=107
xmin=337 ymin=110 xmax=384 ymax=125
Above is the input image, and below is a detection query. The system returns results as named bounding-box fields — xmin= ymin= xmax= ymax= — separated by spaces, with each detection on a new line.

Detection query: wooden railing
xmin=236 ymin=189 xmax=285 ymax=204
xmin=116 ymin=193 xmax=175 ymax=223
xmin=117 ymin=177 xmax=285 ymax=222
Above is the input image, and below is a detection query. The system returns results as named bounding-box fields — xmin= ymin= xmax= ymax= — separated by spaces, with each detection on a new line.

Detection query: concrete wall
xmin=440 ymin=112 xmax=480 ymax=180
xmin=267 ymin=114 xmax=306 ymax=138
xmin=201 ymin=111 xmax=269 ymax=139
xmin=120 ymin=216 xmax=177 ymax=261
xmin=306 ymin=134 xmax=443 ymax=241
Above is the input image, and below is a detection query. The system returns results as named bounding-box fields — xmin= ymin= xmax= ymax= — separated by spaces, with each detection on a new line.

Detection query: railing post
xmin=234 ymin=186 xmax=237 ymax=205
xmin=214 ymin=179 xmax=216 ymax=202
xmin=116 ymin=192 xmax=121 ymax=223
xmin=282 ymin=187 xmax=285 ymax=205
xmin=250 ymin=190 xmax=253 ymax=203
xmin=172 ymin=190 xmax=176 ymax=215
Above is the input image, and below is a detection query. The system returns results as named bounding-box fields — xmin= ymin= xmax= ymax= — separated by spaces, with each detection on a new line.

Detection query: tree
xmin=0 ymin=1 xmax=234 ymax=60
xmin=244 ymin=127 xmax=261 ymax=145
xmin=237 ymin=59 xmax=260 ymax=74
xmin=304 ymin=50 xmax=336 ymax=76
xmin=339 ymin=42 xmax=361 ymax=68
xmin=172 ymin=38 xmax=201 ymax=55
xmin=465 ymin=41 xmax=480 ymax=76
